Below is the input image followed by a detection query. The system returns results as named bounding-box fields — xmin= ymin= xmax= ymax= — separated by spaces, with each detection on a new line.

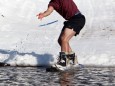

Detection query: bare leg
xmin=58 ymin=31 xmax=71 ymax=52
xmin=58 ymin=28 xmax=76 ymax=53
xmin=58 ymin=37 xmax=72 ymax=53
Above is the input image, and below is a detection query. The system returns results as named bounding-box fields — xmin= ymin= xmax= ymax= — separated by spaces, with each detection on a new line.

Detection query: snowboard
xmin=0 ymin=62 xmax=10 ymax=67
xmin=46 ymin=55 xmax=81 ymax=72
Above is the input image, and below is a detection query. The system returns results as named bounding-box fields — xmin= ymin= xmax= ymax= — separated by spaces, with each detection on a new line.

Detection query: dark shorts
xmin=62 ymin=13 xmax=86 ymax=36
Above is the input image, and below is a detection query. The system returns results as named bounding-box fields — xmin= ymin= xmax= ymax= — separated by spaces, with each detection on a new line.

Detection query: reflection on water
xmin=0 ymin=67 xmax=115 ymax=86
xmin=59 ymin=71 xmax=75 ymax=86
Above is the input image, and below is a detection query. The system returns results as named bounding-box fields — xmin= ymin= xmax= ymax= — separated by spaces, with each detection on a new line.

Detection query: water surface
xmin=0 ymin=67 xmax=115 ymax=86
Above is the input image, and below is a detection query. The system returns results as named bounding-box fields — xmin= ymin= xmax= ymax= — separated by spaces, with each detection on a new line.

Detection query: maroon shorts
xmin=62 ymin=13 xmax=86 ymax=36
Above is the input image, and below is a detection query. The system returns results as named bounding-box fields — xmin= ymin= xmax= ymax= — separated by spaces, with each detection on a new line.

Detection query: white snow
xmin=0 ymin=0 xmax=115 ymax=66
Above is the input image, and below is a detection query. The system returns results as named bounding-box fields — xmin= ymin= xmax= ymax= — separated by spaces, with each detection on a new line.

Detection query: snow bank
xmin=0 ymin=0 xmax=115 ymax=66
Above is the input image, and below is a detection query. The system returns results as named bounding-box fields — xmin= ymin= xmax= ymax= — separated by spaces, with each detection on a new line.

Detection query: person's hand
xmin=36 ymin=13 xmax=44 ymax=20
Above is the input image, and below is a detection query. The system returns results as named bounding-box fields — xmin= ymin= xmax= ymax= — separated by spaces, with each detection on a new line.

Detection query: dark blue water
xmin=0 ymin=67 xmax=115 ymax=86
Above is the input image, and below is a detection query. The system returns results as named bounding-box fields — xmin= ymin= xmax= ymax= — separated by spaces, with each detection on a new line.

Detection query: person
xmin=37 ymin=0 xmax=85 ymax=66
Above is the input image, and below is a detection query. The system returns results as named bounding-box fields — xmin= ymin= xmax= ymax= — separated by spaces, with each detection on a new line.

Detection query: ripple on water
xmin=0 ymin=67 xmax=115 ymax=86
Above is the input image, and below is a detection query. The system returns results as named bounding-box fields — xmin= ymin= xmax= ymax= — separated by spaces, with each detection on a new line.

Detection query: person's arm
xmin=37 ymin=6 xmax=54 ymax=20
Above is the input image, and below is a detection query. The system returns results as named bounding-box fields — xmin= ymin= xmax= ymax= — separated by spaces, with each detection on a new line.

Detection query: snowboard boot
xmin=58 ymin=52 xmax=70 ymax=66
xmin=68 ymin=52 xmax=78 ymax=65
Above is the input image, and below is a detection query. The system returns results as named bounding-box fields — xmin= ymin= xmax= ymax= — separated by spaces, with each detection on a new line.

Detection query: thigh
xmin=59 ymin=28 xmax=76 ymax=41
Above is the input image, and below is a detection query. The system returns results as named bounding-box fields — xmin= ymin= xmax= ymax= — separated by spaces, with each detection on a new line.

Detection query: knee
xmin=58 ymin=36 xmax=68 ymax=44
xmin=62 ymin=38 xmax=68 ymax=43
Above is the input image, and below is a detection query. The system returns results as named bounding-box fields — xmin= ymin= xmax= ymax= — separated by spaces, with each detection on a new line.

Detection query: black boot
xmin=68 ymin=52 xmax=78 ymax=65
xmin=58 ymin=52 xmax=69 ymax=66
